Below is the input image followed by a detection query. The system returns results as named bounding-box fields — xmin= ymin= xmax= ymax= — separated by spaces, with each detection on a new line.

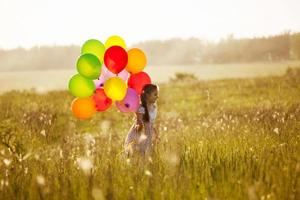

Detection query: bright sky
xmin=0 ymin=0 xmax=299 ymax=49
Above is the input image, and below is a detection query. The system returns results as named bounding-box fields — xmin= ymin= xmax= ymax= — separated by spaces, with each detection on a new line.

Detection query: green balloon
xmin=68 ymin=74 xmax=96 ymax=98
xmin=77 ymin=53 xmax=102 ymax=79
xmin=81 ymin=39 xmax=105 ymax=63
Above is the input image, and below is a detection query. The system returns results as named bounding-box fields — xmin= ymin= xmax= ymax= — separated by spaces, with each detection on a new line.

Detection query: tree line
xmin=0 ymin=32 xmax=299 ymax=71
xmin=136 ymin=32 xmax=300 ymax=64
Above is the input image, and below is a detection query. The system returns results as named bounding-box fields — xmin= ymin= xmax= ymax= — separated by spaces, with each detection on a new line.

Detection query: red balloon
xmin=92 ymin=88 xmax=112 ymax=111
xmin=104 ymin=46 xmax=128 ymax=74
xmin=128 ymin=71 xmax=151 ymax=95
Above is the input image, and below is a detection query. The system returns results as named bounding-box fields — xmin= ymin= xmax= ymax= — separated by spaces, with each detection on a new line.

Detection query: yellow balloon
xmin=126 ymin=48 xmax=147 ymax=74
xmin=105 ymin=35 xmax=127 ymax=49
xmin=104 ymin=77 xmax=127 ymax=101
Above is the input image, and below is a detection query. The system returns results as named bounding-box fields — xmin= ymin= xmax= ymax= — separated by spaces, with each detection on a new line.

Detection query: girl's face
xmin=147 ymin=89 xmax=159 ymax=104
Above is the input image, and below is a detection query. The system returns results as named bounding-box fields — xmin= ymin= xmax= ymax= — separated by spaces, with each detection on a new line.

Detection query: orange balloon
xmin=71 ymin=97 xmax=96 ymax=119
xmin=125 ymin=48 xmax=147 ymax=74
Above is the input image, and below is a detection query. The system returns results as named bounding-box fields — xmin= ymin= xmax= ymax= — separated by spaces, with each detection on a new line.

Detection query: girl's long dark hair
xmin=140 ymin=84 xmax=158 ymax=122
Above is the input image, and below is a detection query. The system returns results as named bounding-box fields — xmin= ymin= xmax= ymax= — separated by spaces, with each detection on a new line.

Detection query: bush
xmin=171 ymin=72 xmax=198 ymax=82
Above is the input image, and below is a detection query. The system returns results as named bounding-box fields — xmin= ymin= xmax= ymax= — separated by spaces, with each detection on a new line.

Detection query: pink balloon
xmin=96 ymin=76 xmax=105 ymax=88
xmin=116 ymin=88 xmax=139 ymax=113
xmin=118 ymin=69 xmax=129 ymax=80
xmin=93 ymin=79 xmax=101 ymax=87
xmin=99 ymin=73 xmax=114 ymax=87
xmin=101 ymin=64 xmax=107 ymax=74
xmin=96 ymin=65 xmax=129 ymax=88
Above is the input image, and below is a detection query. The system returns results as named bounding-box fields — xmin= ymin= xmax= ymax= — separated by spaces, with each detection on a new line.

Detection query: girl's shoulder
xmin=136 ymin=103 xmax=158 ymax=114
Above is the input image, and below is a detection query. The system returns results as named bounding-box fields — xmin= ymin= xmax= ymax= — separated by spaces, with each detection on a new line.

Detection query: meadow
xmin=0 ymin=68 xmax=299 ymax=200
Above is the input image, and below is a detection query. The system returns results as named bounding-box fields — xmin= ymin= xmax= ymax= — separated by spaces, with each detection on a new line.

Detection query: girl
xmin=124 ymin=84 xmax=160 ymax=157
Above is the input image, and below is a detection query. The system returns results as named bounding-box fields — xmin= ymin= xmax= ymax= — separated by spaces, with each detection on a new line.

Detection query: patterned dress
xmin=124 ymin=103 xmax=157 ymax=157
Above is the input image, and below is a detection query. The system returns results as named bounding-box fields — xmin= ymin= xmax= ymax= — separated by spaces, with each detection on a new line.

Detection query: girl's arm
xmin=135 ymin=112 xmax=144 ymax=133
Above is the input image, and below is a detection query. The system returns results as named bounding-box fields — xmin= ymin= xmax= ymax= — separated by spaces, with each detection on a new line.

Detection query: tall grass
xmin=0 ymin=68 xmax=299 ymax=199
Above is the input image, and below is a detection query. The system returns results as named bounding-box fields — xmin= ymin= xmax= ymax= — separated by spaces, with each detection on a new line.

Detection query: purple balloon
xmin=116 ymin=88 xmax=139 ymax=113
xmin=96 ymin=65 xmax=129 ymax=88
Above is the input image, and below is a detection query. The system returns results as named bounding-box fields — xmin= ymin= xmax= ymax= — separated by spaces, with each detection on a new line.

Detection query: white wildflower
xmin=83 ymin=133 xmax=95 ymax=146
xmin=279 ymin=143 xmax=286 ymax=147
xmin=273 ymin=128 xmax=279 ymax=134
xmin=101 ymin=120 xmax=111 ymax=133
xmin=36 ymin=175 xmax=45 ymax=186
xmin=76 ymin=157 xmax=93 ymax=175
xmin=40 ymin=130 xmax=46 ymax=137
xmin=145 ymin=170 xmax=152 ymax=177
xmin=3 ymin=159 xmax=11 ymax=166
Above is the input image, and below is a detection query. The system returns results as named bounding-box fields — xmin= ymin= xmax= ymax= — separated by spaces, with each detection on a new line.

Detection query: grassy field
xmin=0 ymin=68 xmax=299 ymax=200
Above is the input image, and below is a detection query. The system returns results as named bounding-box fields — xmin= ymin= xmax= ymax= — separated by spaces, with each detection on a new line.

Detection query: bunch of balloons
xmin=68 ymin=36 xmax=152 ymax=119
